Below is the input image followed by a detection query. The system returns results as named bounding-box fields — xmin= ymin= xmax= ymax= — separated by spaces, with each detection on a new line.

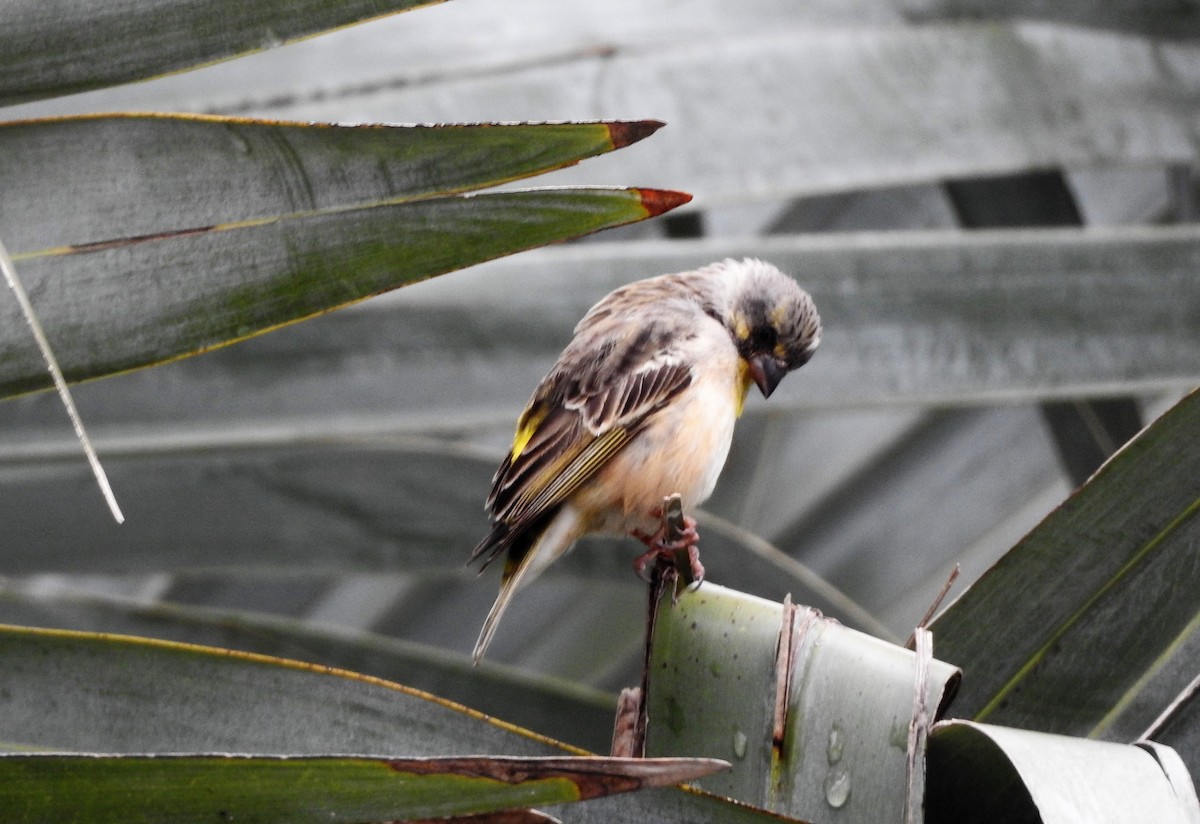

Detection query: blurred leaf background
xmin=1 ymin=0 xmax=1198 ymax=773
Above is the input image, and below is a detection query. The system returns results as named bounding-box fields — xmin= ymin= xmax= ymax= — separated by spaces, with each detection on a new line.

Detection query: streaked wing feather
xmin=487 ymin=357 xmax=691 ymax=531
xmin=485 ymin=404 xmax=576 ymax=512
xmin=487 ymin=405 xmax=586 ymax=517
xmin=508 ymin=426 xmax=635 ymax=523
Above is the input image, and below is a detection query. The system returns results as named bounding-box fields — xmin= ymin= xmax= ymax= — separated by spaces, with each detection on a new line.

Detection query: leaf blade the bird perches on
xmin=644 ymin=584 xmax=960 ymax=819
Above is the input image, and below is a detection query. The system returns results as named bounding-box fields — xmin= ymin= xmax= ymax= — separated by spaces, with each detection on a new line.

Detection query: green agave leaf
xmin=0 ymin=187 xmax=688 ymax=398
xmin=0 ymin=582 xmax=619 ymax=754
xmin=0 ymin=623 xmax=558 ymax=755
xmin=645 ymin=584 xmax=959 ymax=822
xmin=0 ymin=0 xmax=444 ymax=106
xmin=930 ymin=388 xmax=1200 ymax=753
xmin=0 ymin=753 xmax=728 ymax=824
xmin=25 ymin=225 xmax=1192 ymax=435
xmin=0 ymin=116 xmax=663 ymax=255
xmin=0 ymin=624 xmax=801 ymax=824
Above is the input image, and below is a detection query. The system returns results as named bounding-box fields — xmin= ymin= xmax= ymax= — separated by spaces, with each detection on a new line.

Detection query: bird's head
xmin=710 ymin=259 xmax=821 ymax=399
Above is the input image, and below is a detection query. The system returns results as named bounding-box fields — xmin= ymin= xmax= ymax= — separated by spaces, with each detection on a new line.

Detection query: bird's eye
xmin=752 ymin=325 xmax=777 ymax=351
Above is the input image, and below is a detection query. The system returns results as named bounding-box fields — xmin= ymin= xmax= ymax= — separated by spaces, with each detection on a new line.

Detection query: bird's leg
xmin=631 ymin=531 xmax=657 ymax=582
xmin=632 ymin=513 xmax=703 ymax=585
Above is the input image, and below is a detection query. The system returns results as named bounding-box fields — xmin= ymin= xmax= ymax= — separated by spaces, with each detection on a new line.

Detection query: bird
xmin=469 ymin=258 xmax=821 ymax=663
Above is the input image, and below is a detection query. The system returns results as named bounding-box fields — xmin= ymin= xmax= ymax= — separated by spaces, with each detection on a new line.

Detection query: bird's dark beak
xmin=748 ymin=354 xmax=787 ymax=398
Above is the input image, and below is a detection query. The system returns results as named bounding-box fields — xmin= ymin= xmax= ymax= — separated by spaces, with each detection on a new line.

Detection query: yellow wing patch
xmin=490 ymin=358 xmax=692 ymax=529
xmin=510 ymin=427 xmax=633 ymax=521
xmin=510 ymin=404 xmax=550 ymax=460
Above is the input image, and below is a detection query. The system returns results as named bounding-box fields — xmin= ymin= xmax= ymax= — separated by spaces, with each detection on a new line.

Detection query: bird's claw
xmin=632 ymin=516 xmax=704 ymax=586
xmin=681 ymin=541 xmax=706 ymax=589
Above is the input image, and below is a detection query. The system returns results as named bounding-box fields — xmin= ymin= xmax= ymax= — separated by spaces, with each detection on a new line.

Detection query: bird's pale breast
xmin=571 ymin=335 xmax=741 ymax=537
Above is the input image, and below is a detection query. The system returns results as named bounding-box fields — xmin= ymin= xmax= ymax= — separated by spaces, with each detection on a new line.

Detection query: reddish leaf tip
xmin=607 ymin=119 xmax=666 ymax=149
xmin=635 ymin=188 xmax=694 ymax=218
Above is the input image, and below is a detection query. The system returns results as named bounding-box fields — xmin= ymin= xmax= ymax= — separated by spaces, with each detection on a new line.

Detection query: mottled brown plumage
xmin=471 ymin=258 xmax=821 ymax=662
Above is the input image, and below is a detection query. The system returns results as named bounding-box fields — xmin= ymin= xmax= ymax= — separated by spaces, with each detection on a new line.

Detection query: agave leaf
xmin=926 ymin=721 xmax=1200 ymax=824
xmin=0 ymin=582 xmax=617 ymax=753
xmin=0 ymin=116 xmax=662 ymax=255
xmin=0 ymin=624 xmax=798 ymax=824
xmin=0 ymin=0 xmax=445 ymax=105
xmin=11 ymin=1 xmax=1200 ymax=116
xmin=0 ymin=624 xmax=554 ymax=754
xmin=0 ymin=753 xmax=728 ymax=824
xmin=645 ymin=584 xmax=960 ymax=822
xmin=0 ymin=187 xmax=688 ymax=398
xmin=12 ymin=225 xmax=1193 ymax=434
xmin=930 ymin=388 xmax=1200 ymax=766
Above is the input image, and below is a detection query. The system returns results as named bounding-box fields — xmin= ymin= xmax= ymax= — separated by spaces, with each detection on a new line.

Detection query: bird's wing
xmin=472 ymin=326 xmax=693 ymax=566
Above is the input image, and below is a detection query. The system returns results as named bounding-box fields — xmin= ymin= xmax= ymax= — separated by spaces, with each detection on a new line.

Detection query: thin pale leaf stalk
xmin=1139 ymin=671 xmax=1200 ymax=742
xmin=906 ymin=564 xmax=960 ymax=650
xmin=0 ymin=236 xmax=124 ymax=523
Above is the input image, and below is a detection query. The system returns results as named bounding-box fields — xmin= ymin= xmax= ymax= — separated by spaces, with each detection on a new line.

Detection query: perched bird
xmin=469 ymin=258 xmax=821 ymax=662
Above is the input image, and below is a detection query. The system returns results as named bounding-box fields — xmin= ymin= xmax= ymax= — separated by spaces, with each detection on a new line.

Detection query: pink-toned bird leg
xmin=632 ymin=513 xmax=703 ymax=584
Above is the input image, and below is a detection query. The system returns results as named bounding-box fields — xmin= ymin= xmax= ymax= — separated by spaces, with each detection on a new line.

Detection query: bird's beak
xmin=748 ymin=354 xmax=787 ymax=398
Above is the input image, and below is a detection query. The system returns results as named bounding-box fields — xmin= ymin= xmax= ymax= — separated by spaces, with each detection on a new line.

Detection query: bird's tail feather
xmin=468 ymin=522 xmax=511 ymax=570
xmin=472 ymin=562 xmax=530 ymax=665
xmin=472 ymin=508 xmax=580 ymax=664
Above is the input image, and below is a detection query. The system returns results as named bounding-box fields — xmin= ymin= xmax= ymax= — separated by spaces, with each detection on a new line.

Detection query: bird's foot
xmin=632 ymin=515 xmax=704 ymax=586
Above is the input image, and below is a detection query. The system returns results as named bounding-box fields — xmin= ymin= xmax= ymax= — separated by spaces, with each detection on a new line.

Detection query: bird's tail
xmin=472 ymin=508 xmax=580 ymax=664
xmin=472 ymin=561 xmax=532 ymax=665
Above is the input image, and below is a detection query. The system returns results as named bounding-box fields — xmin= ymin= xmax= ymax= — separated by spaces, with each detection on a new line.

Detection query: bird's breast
xmin=574 ymin=359 xmax=740 ymax=536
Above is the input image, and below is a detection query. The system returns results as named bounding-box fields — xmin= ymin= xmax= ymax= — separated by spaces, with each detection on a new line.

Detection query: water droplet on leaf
xmin=827 ymin=724 xmax=844 ymax=764
xmin=733 ymin=729 xmax=748 ymax=759
xmin=824 ymin=767 xmax=851 ymax=809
